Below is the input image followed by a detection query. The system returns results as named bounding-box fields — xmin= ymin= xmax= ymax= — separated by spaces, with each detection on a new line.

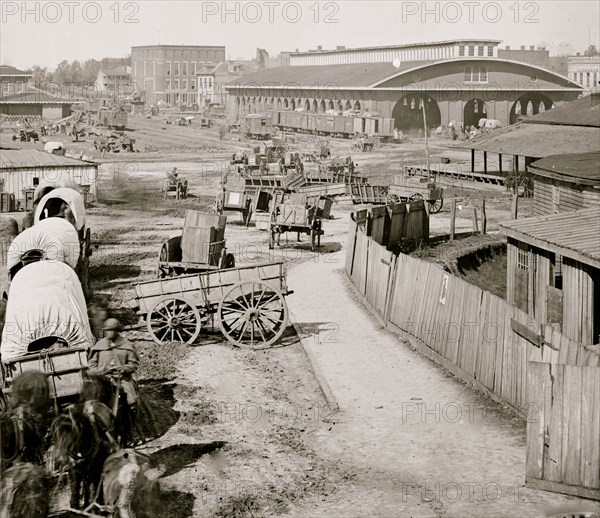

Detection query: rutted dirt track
xmin=3 ymin=117 xmax=599 ymax=517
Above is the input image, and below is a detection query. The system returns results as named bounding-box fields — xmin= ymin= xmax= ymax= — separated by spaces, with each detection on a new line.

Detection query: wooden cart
xmin=157 ymin=210 xmax=234 ymax=278
xmin=350 ymin=184 xmax=389 ymax=204
xmin=269 ymin=194 xmax=323 ymax=252
xmin=350 ymin=136 xmax=375 ymax=152
xmin=387 ymin=175 xmax=444 ymax=214
xmin=132 ymin=261 xmax=292 ymax=349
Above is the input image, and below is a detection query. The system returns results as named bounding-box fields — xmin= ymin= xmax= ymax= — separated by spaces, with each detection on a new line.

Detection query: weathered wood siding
xmin=533 ymin=177 xmax=600 ymax=216
xmin=563 ymin=259 xmax=596 ymax=345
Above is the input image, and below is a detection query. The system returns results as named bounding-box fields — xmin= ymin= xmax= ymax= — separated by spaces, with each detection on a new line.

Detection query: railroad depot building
xmin=0 ymin=149 xmax=98 ymax=210
xmin=225 ymin=40 xmax=583 ymax=132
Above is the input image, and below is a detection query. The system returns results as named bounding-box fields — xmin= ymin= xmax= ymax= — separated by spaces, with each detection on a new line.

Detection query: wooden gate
xmin=527 ymin=361 xmax=600 ymax=500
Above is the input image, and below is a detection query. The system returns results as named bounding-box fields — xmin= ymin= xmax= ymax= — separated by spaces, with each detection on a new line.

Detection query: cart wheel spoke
xmin=218 ymin=281 xmax=288 ymax=349
xmin=146 ymin=296 xmax=201 ymax=346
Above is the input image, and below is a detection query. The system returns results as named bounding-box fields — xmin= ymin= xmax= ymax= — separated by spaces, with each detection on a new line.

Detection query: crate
xmin=22 ymin=189 xmax=35 ymax=212
xmin=255 ymin=212 xmax=271 ymax=231
xmin=224 ymin=191 xmax=247 ymax=210
xmin=181 ymin=226 xmax=217 ymax=263
xmin=0 ymin=193 xmax=15 ymax=213
xmin=183 ymin=211 xmax=226 ymax=242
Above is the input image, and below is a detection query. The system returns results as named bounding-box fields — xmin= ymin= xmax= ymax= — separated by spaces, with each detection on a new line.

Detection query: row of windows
xmin=459 ymin=45 xmax=494 ymax=57
xmin=165 ymin=78 xmax=214 ymax=90
xmin=166 ymin=62 xmax=215 ymax=76
xmin=166 ymin=93 xmax=200 ymax=104
xmin=464 ymin=66 xmax=488 ymax=83
xmin=135 ymin=49 xmax=222 ymax=60
xmin=571 ymin=71 xmax=599 ymax=87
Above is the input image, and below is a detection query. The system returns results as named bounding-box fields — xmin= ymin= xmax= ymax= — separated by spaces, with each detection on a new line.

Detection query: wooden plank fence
xmin=344 ymin=216 xmax=600 ymax=502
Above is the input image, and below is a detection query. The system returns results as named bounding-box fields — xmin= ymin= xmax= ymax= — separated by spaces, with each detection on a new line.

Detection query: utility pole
xmin=421 ymin=99 xmax=431 ymax=179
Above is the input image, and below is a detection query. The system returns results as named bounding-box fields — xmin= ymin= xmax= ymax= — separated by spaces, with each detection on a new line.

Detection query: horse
xmin=0 ymin=462 xmax=51 ymax=518
xmin=51 ymin=374 xmax=118 ymax=509
xmin=101 ymin=448 xmax=165 ymax=518
xmin=0 ymin=371 xmax=51 ymax=473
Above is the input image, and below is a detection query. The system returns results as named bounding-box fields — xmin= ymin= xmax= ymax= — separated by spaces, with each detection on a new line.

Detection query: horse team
xmin=0 ymin=186 xmax=163 ymax=517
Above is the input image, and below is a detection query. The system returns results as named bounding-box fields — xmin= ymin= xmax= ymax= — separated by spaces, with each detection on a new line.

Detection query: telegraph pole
xmin=421 ymin=98 xmax=431 ymax=179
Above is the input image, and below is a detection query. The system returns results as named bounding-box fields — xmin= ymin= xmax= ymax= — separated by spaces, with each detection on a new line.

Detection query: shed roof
xmin=529 ymin=152 xmax=600 ymax=185
xmin=0 ymin=65 xmax=32 ymax=77
xmin=0 ymin=149 xmax=97 ymax=169
xmin=499 ymin=208 xmax=600 ymax=269
xmin=523 ymin=93 xmax=600 ymax=127
xmin=225 ymin=61 xmax=433 ymax=88
xmin=453 ymin=123 xmax=600 ymax=158
xmin=0 ymin=90 xmax=75 ymax=104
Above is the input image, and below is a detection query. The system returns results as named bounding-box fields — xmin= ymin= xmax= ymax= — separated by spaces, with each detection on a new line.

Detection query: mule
xmin=51 ymin=374 xmax=118 ymax=509
xmin=0 ymin=371 xmax=51 ymax=473
xmin=0 ymin=462 xmax=50 ymax=518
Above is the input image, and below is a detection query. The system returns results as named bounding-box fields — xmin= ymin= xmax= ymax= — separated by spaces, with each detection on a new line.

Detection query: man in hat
xmin=88 ymin=318 xmax=140 ymax=442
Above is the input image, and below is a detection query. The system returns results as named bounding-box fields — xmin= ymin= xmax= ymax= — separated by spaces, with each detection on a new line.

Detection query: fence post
xmin=450 ymin=198 xmax=457 ymax=240
xmin=481 ymin=199 xmax=487 ymax=234
xmin=472 ymin=207 xmax=479 ymax=233
xmin=511 ymin=193 xmax=519 ymax=219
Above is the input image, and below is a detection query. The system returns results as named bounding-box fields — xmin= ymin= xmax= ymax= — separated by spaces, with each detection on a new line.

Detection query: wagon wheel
xmin=218 ymin=281 xmax=288 ymax=349
xmin=428 ymin=198 xmax=444 ymax=214
xmin=146 ymin=296 xmax=202 ymax=345
xmin=409 ymin=193 xmax=424 ymax=202
xmin=386 ymin=193 xmax=401 ymax=205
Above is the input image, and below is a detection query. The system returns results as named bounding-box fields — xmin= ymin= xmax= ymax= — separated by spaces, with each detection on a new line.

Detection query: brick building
xmin=131 ymin=45 xmax=225 ymax=107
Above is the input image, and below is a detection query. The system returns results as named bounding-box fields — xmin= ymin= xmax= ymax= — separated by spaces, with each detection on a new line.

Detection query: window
xmin=192 ymin=62 xmax=196 ymax=75
xmin=143 ymin=61 xmax=146 ymax=75
xmin=174 ymin=79 xmax=179 ymax=90
xmin=552 ymin=255 xmax=563 ymax=290
xmin=166 ymin=80 xmax=171 ymax=90
xmin=174 ymin=62 xmax=180 ymax=75
xmin=182 ymin=79 xmax=188 ymax=91
xmin=166 ymin=62 xmax=171 ymax=76
xmin=465 ymin=66 xmax=488 ymax=83
xmin=191 ymin=82 xmax=195 ymax=90
xmin=468 ymin=45 xmax=475 ymax=56
xmin=459 ymin=45 xmax=465 ymax=57
xmin=480 ymin=67 xmax=487 ymax=82
xmin=478 ymin=46 xmax=484 ymax=56
xmin=487 ymin=46 xmax=494 ymax=57
xmin=517 ymin=248 xmax=528 ymax=271
xmin=587 ymin=72 xmax=591 ymax=87
xmin=183 ymin=62 xmax=188 ymax=76
xmin=182 ymin=93 xmax=187 ymax=103
xmin=166 ymin=93 xmax=172 ymax=104
xmin=465 ymin=66 xmax=472 ymax=82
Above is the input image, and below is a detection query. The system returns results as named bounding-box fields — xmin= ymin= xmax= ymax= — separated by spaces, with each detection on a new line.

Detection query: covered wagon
xmin=7 ymin=217 xmax=80 ymax=283
xmin=0 ymin=261 xmax=93 ymax=404
xmin=33 ymin=187 xmax=92 ymax=298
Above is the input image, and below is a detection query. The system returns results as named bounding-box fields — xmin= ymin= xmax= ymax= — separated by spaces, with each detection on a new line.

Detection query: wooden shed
xmin=528 ymin=152 xmax=600 ymax=216
xmin=500 ymin=208 xmax=600 ymax=345
xmin=0 ymin=149 xmax=98 ymax=208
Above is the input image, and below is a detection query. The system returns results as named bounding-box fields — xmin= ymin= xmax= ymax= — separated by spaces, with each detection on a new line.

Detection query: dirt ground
xmin=1 ymin=116 xmax=579 ymax=517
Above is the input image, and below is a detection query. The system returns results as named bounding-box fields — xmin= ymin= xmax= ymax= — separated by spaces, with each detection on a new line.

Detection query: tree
xmin=584 ymin=44 xmax=599 ymax=56
xmin=556 ymin=42 xmax=575 ymax=57
xmin=53 ymin=60 xmax=71 ymax=84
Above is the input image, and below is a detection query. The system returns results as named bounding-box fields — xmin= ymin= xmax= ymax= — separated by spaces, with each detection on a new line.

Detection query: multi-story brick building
xmin=131 ymin=45 xmax=225 ymax=107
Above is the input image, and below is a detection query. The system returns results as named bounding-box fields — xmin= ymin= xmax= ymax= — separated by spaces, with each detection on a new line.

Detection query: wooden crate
xmin=3 ymin=347 xmax=88 ymax=399
xmin=184 ymin=210 xmax=226 ymax=241
xmin=0 ymin=193 xmax=15 ymax=213
xmin=224 ymin=191 xmax=247 ymax=210
xmin=181 ymin=227 xmax=217 ymax=263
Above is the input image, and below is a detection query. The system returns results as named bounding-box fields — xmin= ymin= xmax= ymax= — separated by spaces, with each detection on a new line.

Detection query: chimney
xmin=520 ymin=45 xmax=525 ymax=50
xmin=505 ymin=45 xmax=510 ymax=50
xmin=529 ymin=45 xmax=535 ymax=51
xmin=336 ymin=46 xmax=345 ymax=50
xmin=317 ymin=45 xmax=322 ymax=51
xmin=576 ymin=52 xmax=581 ymax=56
xmin=592 ymin=92 xmax=600 ymax=107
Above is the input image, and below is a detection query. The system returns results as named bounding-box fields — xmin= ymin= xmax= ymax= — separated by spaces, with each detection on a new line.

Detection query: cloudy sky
xmin=1 ymin=0 xmax=599 ymax=69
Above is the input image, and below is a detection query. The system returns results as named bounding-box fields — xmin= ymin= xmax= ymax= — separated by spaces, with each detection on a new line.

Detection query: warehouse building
xmin=0 ymin=149 xmax=98 ymax=211
xmin=226 ymin=40 xmax=583 ymax=132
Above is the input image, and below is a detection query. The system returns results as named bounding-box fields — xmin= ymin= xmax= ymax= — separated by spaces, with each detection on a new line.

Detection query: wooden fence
xmin=345 ymin=215 xmax=600 ymax=500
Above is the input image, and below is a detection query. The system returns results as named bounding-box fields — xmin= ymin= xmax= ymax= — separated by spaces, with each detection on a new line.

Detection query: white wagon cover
xmin=34 ymin=187 xmax=86 ymax=231
xmin=0 ymin=261 xmax=93 ymax=360
xmin=7 ymin=218 xmax=80 ymax=271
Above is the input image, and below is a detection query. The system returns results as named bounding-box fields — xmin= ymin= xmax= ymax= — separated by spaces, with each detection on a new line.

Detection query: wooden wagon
xmin=131 ymin=261 xmax=292 ymax=349
xmin=0 ymin=260 xmax=93 ymax=410
xmin=269 ymin=193 xmax=324 ymax=252
xmin=350 ymin=136 xmax=376 ymax=152
xmin=350 ymin=184 xmax=389 ymax=204
xmin=157 ymin=210 xmax=235 ymax=278
xmin=160 ymin=176 xmax=188 ymax=200
xmin=387 ymin=175 xmax=444 ymax=214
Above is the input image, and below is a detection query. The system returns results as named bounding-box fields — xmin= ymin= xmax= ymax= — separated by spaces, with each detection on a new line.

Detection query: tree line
xmin=26 ymin=56 xmax=131 ymax=86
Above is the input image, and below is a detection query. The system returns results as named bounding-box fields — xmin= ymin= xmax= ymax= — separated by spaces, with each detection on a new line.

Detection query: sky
xmin=1 ymin=0 xmax=599 ymax=70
